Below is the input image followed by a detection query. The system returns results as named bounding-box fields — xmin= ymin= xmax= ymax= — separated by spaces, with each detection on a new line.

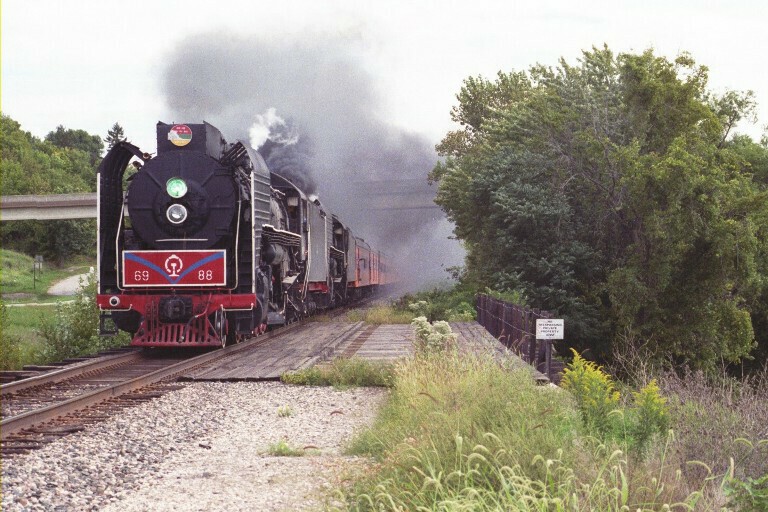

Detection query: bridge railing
xmin=475 ymin=294 xmax=561 ymax=383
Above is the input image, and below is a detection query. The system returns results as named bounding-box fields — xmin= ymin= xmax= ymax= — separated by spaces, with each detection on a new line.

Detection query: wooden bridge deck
xmin=182 ymin=321 xmax=547 ymax=382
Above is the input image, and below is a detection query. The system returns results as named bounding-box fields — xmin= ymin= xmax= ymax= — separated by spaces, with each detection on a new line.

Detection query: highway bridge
xmin=0 ymin=194 xmax=98 ymax=221
xmin=0 ymin=183 xmax=440 ymax=221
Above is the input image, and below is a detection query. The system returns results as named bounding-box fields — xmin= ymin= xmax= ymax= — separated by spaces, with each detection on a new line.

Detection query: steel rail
xmin=1 ymin=350 xmax=142 ymax=397
xmin=0 ymin=323 xmax=305 ymax=440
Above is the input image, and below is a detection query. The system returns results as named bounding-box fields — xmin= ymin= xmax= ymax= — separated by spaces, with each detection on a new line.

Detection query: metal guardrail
xmin=475 ymin=294 xmax=561 ymax=383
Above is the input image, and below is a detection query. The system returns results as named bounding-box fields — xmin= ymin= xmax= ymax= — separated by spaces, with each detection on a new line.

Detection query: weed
xmin=281 ymin=357 xmax=395 ymax=388
xmin=266 ymin=439 xmax=305 ymax=457
xmin=38 ymin=271 xmax=129 ymax=362
xmin=393 ymin=285 xmax=479 ymax=322
xmin=628 ymin=378 xmax=669 ymax=454
xmin=277 ymin=405 xmax=293 ymax=417
xmin=659 ymin=369 xmax=768 ymax=492
xmin=724 ymin=472 xmax=768 ymax=511
xmin=561 ymin=349 xmax=620 ymax=436
xmin=411 ymin=316 xmax=457 ymax=355
xmin=0 ymin=302 xmax=22 ymax=370
xmin=341 ymin=351 xmax=709 ymax=511
xmin=347 ymin=304 xmax=413 ymax=325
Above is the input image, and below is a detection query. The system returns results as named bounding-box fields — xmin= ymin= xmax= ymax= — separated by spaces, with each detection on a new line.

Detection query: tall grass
xmin=339 ymin=352 xmax=717 ymax=510
xmin=0 ymin=302 xmax=22 ymax=370
xmin=659 ymin=369 xmax=768 ymax=497
xmin=281 ymin=357 xmax=395 ymax=388
xmin=346 ymin=304 xmax=413 ymax=325
xmin=0 ymin=248 xmax=91 ymax=299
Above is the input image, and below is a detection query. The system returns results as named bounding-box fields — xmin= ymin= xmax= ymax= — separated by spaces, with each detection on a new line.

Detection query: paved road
xmin=47 ymin=273 xmax=90 ymax=296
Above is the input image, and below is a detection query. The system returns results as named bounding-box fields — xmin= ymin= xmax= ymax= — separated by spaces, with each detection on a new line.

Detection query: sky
xmin=3 ymin=0 xmax=766 ymax=152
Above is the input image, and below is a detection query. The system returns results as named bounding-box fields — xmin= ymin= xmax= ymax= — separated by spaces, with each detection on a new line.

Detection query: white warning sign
xmin=536 ymin=319 xmax=564 ymax=340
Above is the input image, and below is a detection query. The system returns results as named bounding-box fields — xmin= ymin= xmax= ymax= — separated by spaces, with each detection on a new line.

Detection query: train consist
xmin=96 ymin=122 xmax=392 ymax=347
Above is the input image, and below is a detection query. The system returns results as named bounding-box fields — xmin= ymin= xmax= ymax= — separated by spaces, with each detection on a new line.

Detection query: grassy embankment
xmin=283 ymin=317 xmax=768 ymax=510
xmin=0 ymin=249 xmax=116 ymax=369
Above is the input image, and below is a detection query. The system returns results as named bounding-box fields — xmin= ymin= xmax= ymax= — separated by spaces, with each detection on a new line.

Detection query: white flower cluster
xmin=411 ymin=316 xmax=457 ymax=354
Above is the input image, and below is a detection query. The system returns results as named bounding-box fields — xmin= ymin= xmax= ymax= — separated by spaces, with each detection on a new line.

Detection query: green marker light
xmin=166 ymin=177 xmax=188 ymax=199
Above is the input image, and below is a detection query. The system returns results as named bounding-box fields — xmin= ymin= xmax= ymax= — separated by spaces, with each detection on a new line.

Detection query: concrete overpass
xmin=0 ymin=193 xmax=98 ymax=221
xmin=0 ymin=187 xmax=440 ymax=221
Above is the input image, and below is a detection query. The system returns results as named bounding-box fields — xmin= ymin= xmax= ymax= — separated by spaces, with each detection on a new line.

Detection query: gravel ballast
xmin=2 ymin=382 xmax=387 ymax=511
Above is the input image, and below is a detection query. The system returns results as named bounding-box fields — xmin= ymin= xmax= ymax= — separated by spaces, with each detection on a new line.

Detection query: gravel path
xmin=47 ymin=273 xmax=90 ymax=296
xmin=2 ymin=382 xmax=387 ymax=511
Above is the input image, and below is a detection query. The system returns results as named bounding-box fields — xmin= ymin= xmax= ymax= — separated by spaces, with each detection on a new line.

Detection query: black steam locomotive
xmin=97 ymin=122 xmax=391 ymax=347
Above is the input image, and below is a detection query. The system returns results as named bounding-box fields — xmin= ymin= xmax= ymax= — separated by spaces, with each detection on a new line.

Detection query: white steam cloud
xmin=249 ymin=108 xmax=299 ymax=149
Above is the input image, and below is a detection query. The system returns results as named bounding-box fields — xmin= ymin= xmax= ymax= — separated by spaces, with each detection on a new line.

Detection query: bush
xmin=0 ymin=301 xmax=22 ymax=370
xmin=561 ymin=350 xmax=670 ymax=456
xmin=281 ymin=357 xmax=395 ymax=388
xmin=38 ymin=271 xmax=128 ymax=361
xmin=411 ymin=316 xmax=457 ymax=355
xmin=561 ymin=349 xmax=621 ymax=436
xmin=394 ymin=285 xmax=478 ymax=322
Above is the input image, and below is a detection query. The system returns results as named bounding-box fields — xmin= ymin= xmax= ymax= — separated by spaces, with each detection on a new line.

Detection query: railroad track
xmin=0 ymin=309 xmax=374 ymax=457
xmin=0 ymin=322 xmax=311 ymax=456
xmin=0 ymin=347 xmax=138 ymax=384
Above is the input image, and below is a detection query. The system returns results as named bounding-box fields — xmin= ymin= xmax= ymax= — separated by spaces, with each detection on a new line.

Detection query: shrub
xmin=281 ymin=357 xmax=394 ymax=388
xmin=411 ymin=316 xmax=457 ymax=355
xmin=562 ymin=350 xmax=670 ymax=456
xmin=561 ymin=349 xmax=620 ymax=436
xmin=38 ymin=271 xmax=129 ymax=361
xmin=724 ymin=472 xmax=768 ymax=511
xmin=0 ymin=301 xmax=22 ymax=370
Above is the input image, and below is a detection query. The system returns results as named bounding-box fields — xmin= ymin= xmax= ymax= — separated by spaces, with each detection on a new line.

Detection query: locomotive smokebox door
xmin=126 ymin=151 xmax=238 ymax=250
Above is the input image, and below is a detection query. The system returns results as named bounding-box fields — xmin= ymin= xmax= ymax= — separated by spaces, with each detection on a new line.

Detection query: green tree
xmin=431 ymin=47 xmax=768 ymax=371
xmin=1 ymin=115 xmax=99 ymax=263
xmin=45 ymin=124 xmax=103 ymax=165
xmin=104 ymin=122 xmax=125 ymax=149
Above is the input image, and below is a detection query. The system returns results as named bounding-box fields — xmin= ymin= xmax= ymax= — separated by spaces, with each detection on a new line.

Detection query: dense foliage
xmin=38 ymin=272 xmax=130 ymax=362
xmin=430 ymin=47 xmax=768 ymax=370
xmin=0 ymin=115 xmax=102 ymax=262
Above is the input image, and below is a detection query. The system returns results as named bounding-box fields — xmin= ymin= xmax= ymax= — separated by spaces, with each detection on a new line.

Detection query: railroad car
xmin=96 ymin=122 xmax=390 ymax=347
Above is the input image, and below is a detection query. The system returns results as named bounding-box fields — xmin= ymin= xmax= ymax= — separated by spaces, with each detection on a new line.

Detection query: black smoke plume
xmin=161 ymin=32 xmax=463 ymax=289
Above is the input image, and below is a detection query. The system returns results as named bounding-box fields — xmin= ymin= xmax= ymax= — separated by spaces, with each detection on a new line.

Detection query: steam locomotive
xmin=96 ymin=122 xmax=392 ymax=347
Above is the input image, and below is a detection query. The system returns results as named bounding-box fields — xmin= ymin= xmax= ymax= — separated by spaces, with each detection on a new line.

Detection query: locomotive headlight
xmin=166 ymin=177 xmax=188 ymax=199
xmin=166 ymin=204 xmax=188 ymax=224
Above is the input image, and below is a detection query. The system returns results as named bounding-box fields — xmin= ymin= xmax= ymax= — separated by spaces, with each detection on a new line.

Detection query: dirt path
xmin=47 ymin=273 xmax=90 ymax=296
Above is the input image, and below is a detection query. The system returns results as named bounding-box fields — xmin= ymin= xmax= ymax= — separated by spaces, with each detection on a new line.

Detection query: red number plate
xmin=122 ymin=250 xmax=226 ymax=287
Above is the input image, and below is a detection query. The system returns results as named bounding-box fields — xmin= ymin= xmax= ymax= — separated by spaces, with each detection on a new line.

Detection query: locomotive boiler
xmin=96 ymin=122 xmax=390 ymax=347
